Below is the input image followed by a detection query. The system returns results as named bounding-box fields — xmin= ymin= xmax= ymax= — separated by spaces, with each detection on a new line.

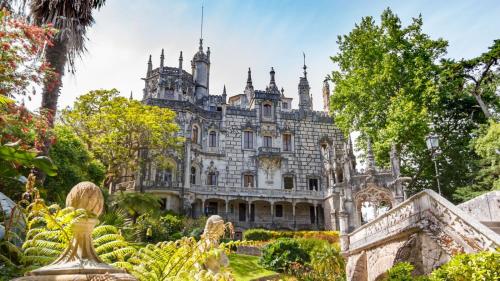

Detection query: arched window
xmin=190 ymin=167 xmax=196 ymax=184
xmin=207 ymin=172 xmax=217 ymax=186
xmin=209 ymin=131 xmax=217 ymax=147
xmin=263 ymin=104 xmax=272 ymax=117
xmin=192 ymin=125 xmax=199 ymax=144
xmin=283 ymin=134 xmax=292 ymax=151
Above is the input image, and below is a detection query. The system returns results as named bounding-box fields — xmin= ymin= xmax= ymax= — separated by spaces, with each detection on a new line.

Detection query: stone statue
xmin=200 ymin=215 xmax=233 ymax=274
xmin=14 ymin=182 xmax=137 ymax=281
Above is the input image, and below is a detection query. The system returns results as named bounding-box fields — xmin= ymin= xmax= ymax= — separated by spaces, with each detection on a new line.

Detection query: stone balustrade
xmin=191 ymin=184 xmax=325 ymax=200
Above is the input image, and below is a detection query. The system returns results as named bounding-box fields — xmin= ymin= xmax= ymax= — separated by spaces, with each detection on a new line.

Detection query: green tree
xmin=42 ymin=126 xmax=105 ymax=204
xmin=61 ymin=89 xmax=183 ymax=188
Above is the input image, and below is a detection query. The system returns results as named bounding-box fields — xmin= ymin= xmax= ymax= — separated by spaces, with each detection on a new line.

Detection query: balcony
xmin=190 ymin=185 xmax=325 ymax=200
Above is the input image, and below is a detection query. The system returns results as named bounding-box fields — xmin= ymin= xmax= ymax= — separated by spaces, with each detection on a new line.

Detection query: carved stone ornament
xmin=14 ymin=182 xmax=137 ymax=281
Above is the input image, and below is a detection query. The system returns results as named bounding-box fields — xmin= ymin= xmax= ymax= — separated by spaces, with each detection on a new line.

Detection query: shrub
xmin=243 ymin=229 xmax=339 ymax=243
xmin=308 ymin=242 xmax=345 ymax=281
xmin=243 ymin=229 xmax=273 ymax=241
xmin=429 ymin=251 xmax=500 ymax=281
xmin=296 ymin=238 xmax=329 ymax=254
xmin=260 ymin=238 xmax=310 ymax=272
xmin=384 ymin=262 xmax=417 ymax=281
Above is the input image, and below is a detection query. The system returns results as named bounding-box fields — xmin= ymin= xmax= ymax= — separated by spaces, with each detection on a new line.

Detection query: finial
xmin=147 ymin=54 xmax=153 ymax=75
xmin=179 ymin=51 xmax=183 ymax=71
xmin=223 ymin=85 xmax=226 ymax=95
xmin=129 ymin=91 xmax=133 ymax=100
xmin=207 ymin=46 xmax=211 ymax=58
xmin=160 ymin=48 xmax=165 ymax=68
xmin=66 ymin=182 xmax=104 ymax=216
xmin=199 ymin=38 xmax=203 ymax=52
xmin=247 ymin=67 xmax=252 ymax=83
xmin=302 ymin=52 xmax=307 ymax=78
xmin=281 ymin=87 xmax=285 ymax=96
xmin=270 ymin=67 xmax=276 ymax=84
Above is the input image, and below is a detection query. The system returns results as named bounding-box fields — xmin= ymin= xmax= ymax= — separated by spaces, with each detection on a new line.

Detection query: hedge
xmin=243 ymin=229 xmax=339 ymax=243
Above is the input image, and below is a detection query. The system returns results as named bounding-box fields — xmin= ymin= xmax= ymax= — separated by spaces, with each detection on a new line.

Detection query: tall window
xmin=263 ymin=136 xmax=272 ymax=147
xmin=209 ymin=131 xmax=217 ymax=147
xmin=192 ymin=126 xmax=199 ymax=144
xmin=244 ymin=174 xmax=254 ymax=188
xmin=207 ymin=172 xmax=217 ymax=185
xmin=282 ymin=102 xmax=288 ymax=109
xmin=283 ymin=134 xmax=292 ymax=151
xmin=244 ymin=131 xmax=253 ymax=149
xmin=284 ymin=176 xmax=294 ymax=190
xmin=309 ymin=178 xmax=319 ymax=191
xmin=263 ymin=104 xmax=272 ymax=117
xmin=163 ymin=168 xmax=172 ymax=185
xmin=190 ymin=167 xmax=196 ymax=184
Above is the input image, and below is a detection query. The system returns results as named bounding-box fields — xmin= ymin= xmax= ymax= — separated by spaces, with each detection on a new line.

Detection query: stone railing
xmin=346 ymin=189 xmax=500 ymax=254
xmin=191 ymin=185 xmax=325 ymax=200
xmin=258 ymin=147 xmax=281 ymax=155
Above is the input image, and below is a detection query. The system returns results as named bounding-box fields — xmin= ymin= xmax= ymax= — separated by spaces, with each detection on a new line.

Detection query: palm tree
xmin=29 ymin=0 xmax=106 ymax=131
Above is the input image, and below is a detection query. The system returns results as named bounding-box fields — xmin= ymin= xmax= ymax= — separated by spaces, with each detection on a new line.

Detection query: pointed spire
xmin=246 ymin=67 xmax=253 ymax=88
xmin=270 ymin=67 xmax=275 ymax=84
xmin=303 ymin=52 xmax=307 ymax=79
xmin=129 ymin=91 xmax=133 ymax=100
xmin=147 ymin=54 xmax=152 ymax=76
xmin=222 ymin=85 xmax=227 ymax=104
xmin=160 ymin=49 xmax=165 ymax=68
xmin=178 ymin=51 xmax=183 ymax=72
xmin=207 ymin=47 xmax=210 ymax=60
xmin=199 ymin=38 xmax=203 ymax=52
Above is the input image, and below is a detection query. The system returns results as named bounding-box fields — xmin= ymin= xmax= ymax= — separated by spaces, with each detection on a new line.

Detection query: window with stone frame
xmin=244 ymin=174 xmax=254 ymax=188
xmin=243 ymin=130 xmax=254 ymax=149
xmin=209 ymin=131 xmax=217 ymax=147
xmin=282 ymin=102 xmax=288 ymax=109
xmin=190 ymin=167 xmax=196 ymax=184
xmin=263 ymin=135 xmax=272 ymax=147
xmin=192 ymin=125 xmax=199 ymax=144
xmin=207 ymin=172 xmax=217 ymax=186
xmin=275 ymin=204 xmax=283 ymax=217
xmin=284 ymin=176 xmax=294 ymax=189
xmin=263 ymin=103 xmax=272 ymax=117
xmin=309 ymin=178 xmax=319 ymax=191
xmin=283 ymin=134 xmax=292 ymax=151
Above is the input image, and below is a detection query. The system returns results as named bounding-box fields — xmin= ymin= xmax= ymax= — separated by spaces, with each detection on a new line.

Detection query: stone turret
xmin=146 ymin=54 xmax=152 ymax=77
xmin=160 ymin=48 xmax=165 ymax=69
xmin=244 ymin=67 xmax=254 ymax=103
xmin=193 ymin=39 xmax=210 ymax=100
xmin=298 ymin=63 xmax=312 ymax=111
xmin=268 ymin=67 xmax=279 ymax=94
xmin=323 ymin=77 xmax=330 ymax=113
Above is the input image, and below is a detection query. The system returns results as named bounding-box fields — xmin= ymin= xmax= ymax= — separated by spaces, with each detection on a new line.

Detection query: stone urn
xmin=13 ymin=182 xmax=137 ymax=281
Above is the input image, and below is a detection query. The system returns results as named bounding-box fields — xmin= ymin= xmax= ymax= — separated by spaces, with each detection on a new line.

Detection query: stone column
xmin=201 ymin=198 xmax=206 ymax=216
xmin=292 ymin=202 xmax=296 ymax=230
xmin=225 ymin=199 xmax=229 ymax=220
xmin=314 ymin=203 xmax=318 ymax=228
xmin=270 ymin=201 xmax=274 ymax=226
xmin=330 ymin=209 xmax=337 ymax=230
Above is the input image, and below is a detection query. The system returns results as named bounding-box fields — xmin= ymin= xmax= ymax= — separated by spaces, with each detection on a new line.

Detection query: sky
xmin=24 ymin=0 xmax=500 ymax=112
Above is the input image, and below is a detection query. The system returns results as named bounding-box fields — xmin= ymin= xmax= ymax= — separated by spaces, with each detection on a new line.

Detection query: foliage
xmin=0 ymin=9 xmax=55 ymax=98
xmin=111 ymin=191 xmax=161 ymax=221
xmin=42 ymin=125 xmax=105 ymax=203
xmin=307 ymin=242 xmax=345 ymax=281
xmin=228 ymin=254 xmax=277 ymax=281
xmin=61 ymin=89 xmax=183 ymax=186
xmin=0 ymin=199 xmax=24 ymax=280
xmin=243 ymin=229 xmax=273 ymax=241
xmin=260 ymin=238 xmax=310 ymax=273
xmin=243 ymin=229 xmax=339 ymax=243
xmin=21 ymin=200 xmax=135 ymax=271
xmin=127 ymin=237 xmax=234 ymax=281
xmin=429 ymin=251 xmax=500 ymax=281
xmin=384 ymin=262 xmax=418 ymax=281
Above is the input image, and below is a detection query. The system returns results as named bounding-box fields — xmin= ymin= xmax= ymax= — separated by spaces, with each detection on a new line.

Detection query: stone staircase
xmin=458 ymin=191 xmax=500 ymax=235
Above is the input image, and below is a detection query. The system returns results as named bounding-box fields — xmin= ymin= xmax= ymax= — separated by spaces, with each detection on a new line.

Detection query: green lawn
xmin=228 ymin=253 xmax=278 ymax=281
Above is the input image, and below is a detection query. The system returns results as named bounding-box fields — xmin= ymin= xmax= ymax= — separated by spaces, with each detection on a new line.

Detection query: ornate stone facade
xmin=114 ymin=39 xmax=405 ymax=237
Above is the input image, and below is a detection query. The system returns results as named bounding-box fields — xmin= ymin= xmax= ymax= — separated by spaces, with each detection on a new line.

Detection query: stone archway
xmin=354 ymin=184 xmax=394 ymax=224
xmin=348 ymin=251 xmax=368 ymax=281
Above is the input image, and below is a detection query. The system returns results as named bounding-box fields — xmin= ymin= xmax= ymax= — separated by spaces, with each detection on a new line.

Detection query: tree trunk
xmin=41 ymin=38 xmax=68 ymax=130
xmin=471 ymin=90 xmax=493 ymax=119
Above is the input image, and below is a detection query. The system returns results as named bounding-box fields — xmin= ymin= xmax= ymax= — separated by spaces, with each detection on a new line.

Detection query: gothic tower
xmin=298 ymin=61 xmax=312 ymax=111
xmin=192 ymin=39 xmax=210 ymax=100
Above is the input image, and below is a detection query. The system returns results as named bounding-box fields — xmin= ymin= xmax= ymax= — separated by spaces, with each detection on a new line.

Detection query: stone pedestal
xmin=13 ymin=182 xmax=137 ymax=281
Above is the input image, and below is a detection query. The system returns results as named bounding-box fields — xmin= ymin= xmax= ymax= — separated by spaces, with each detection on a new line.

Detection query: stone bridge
xmin=343 ymin=190 xmax=500 ymax=281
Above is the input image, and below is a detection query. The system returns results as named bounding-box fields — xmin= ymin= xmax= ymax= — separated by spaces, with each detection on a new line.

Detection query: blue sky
xmin=26 ymin=0 xmax=500 ymax=111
